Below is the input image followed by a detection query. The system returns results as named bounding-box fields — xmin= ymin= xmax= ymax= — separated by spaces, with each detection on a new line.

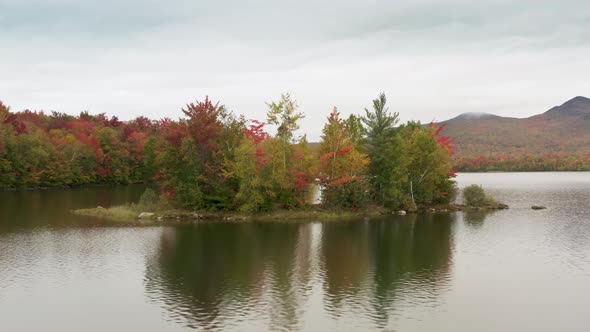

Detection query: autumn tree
xmin=153 ymin=117 xmax=199 ymax=208
xmin=290 ymin=136 xmax=318 ymax=206
xmin=319 ymin=108 xmax=369 ymax=208
xmin=401 ymin=123 xmax=456 ymax=206
xmin=178 ymin=97 xmax=248 ymax=209
xmin=265 ymin=93 xmax=306 ymax=207
xmin=207 ymin=109 xmax=246 ymax=209
xmin=266 ymin=93 xmax=304 ymax=144
xmin=229 ymin=121 xmax=272 ymax=212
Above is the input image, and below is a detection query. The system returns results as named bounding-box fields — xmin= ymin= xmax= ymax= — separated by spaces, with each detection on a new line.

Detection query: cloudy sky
xmin=1 ymin=0 xmax=589 ymax=139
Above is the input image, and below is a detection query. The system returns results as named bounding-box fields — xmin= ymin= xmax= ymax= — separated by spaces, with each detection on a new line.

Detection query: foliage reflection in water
xmin=144 ymin=214 xmax=456 ymax=331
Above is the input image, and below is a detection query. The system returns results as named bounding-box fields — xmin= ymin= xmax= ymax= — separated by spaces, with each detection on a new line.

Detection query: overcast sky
xmin=1 ymin=0 xmax=589 ymax=139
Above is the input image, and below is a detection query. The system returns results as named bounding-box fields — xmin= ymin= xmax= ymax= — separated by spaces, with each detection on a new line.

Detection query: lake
xmin=1 ymin=173 xmax=589 ymax=331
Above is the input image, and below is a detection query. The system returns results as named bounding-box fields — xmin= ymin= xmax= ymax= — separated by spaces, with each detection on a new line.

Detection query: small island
xmin=54 ymin=93 xmax=507 ymax=224
xmin=73 ymin=184 xmax=508 ymax=224
xmin=4 ymin=93 xmax=508 ymax=223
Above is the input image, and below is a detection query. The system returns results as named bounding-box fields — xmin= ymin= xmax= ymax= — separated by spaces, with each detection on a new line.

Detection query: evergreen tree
xmin=361 ymin=93 xmax=405 ymax=207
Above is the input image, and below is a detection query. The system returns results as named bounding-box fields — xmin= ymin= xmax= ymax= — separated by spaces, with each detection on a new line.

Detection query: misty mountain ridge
xmin=449 ymin=112 xmax=501 ymax=121
xmin=539 ymin=96 xmax=590 ymax=120
xmin=438 ymin=96 xmax=590 ymax=169
xmin=446 ymin=96 xmax=590 ymax=122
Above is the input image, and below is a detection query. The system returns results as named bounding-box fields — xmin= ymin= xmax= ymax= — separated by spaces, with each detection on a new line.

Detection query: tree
xmin=362 ymin=92 xmax=399 ymax=144
xmin=402 ymin=123 xmax=456 ymax=206
xmin=345 ymin=114 xmax=365 ymax=150
xmin=266 ymin=93 xmax=304 ymax=144
xmin=157 ymin=136 xmax=205 ymax=209
xmin=206 ymin=109 xmax=246 ymax=209
xmin=182 ymin=96 xmax=224 ymax=164
xmin=94 ymin=126 xmax=129 ymax=183
xmin=369 ymin=133 xmax=408 ymax=208
xmin=265 ymin=93 xmax=306 ymax=207
xmin=141 ymin=136 xmax=159 ymax=182
xmin=290 ymin=136 xmax=318 ymax=206
xmin=232 ymin=138 xmax=271 ymax=212
xmin=227 ymin=120 xmax=272 ymax=212
xmin=155 ymin=117 xmax=203 ymax=208
xmin=319 ymin=108 xmax=369 ymax=208
xmin=8 ymin=128 xmax=52 ymax=187
xmin=361 ymin=93 xmax=404 ymax=207
xmin=152 ymin=97 xmax=247 ymax=210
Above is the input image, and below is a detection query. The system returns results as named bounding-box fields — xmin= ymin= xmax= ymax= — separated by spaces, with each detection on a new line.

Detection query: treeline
xmin=455 ymin=154 xmax=590 ymax=172
xmin=0 ymin=100 xmax=158 ymax=187
xmin=0 ymin=94 xmax=456 ymax=211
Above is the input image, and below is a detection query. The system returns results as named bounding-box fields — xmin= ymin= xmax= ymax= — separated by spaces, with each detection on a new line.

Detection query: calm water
xmin=1 ymin=173 xmax=589 ymax=331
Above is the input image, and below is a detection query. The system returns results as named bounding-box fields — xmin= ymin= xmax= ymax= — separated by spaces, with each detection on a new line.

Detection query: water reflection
xmin=368 ymin=214 xmax=454 ymax=326
xmin=0 ymin=185 xmax=145 ymax=231
xmin=463 ymin=211 xmax=494 ymax=227
xmin=144 ymin=223 xmax=312 ymax=331
xmin=145 ymin=215 xmax=456 ymax=331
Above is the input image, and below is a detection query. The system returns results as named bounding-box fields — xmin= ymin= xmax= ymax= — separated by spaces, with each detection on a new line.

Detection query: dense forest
xmin=0 ymin=94 xmax=455 ymax=211
xmin=454 ymin=154 xmax=590 ymax=172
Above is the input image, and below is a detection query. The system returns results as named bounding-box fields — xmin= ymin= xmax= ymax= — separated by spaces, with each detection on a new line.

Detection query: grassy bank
xmin=73 ymin=204 xmax=146 ymax=222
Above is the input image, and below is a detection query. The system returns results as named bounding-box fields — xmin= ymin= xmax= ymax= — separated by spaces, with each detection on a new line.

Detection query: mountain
xmin=438 ymin=96 xmax=590 ymax=171
xmin=542 ymin=96 xmax=590 ymax=119
xmin=448 ymin=112 xmax=502 ymax=121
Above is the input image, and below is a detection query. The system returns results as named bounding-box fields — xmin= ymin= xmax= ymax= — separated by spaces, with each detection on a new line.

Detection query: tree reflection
xmin=145 ymin=216 xmax=456 ymax=331
xmin=320 ymin=220 xmax=371 ymax=312
xmin=321 ymin=214 xmax=455 ymax=326
xmin=464 ymin=210 xmax=494 ymax=227
xmin=144 ymin=222 xmax=312 ymax=331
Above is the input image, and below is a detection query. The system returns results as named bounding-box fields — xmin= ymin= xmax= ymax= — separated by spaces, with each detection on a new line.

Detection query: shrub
xmin=463 ymin=184 xmax=488 ymax=206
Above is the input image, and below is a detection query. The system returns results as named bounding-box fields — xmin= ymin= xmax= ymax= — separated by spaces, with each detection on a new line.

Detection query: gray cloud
xmin=1 ymin=0 xmax=589 ymax=139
